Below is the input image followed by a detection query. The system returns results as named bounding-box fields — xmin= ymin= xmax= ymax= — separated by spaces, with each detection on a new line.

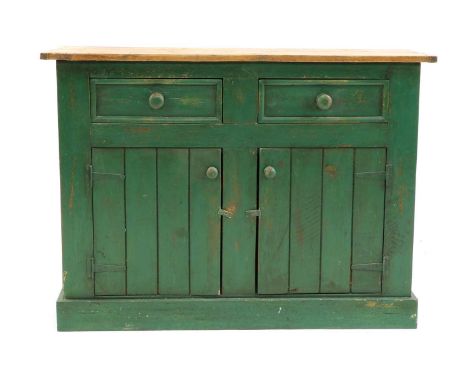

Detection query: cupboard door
xmin=91 ymin=148 xmax=222 ymax=296
xmin=257 ymin=148 xmax=387 ymax=295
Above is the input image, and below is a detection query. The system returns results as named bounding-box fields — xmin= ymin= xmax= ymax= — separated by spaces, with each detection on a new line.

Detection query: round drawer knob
xmin=316 ymin=93 xmax=333 ymax=110
xmin=264 ymin=166 xmax=277 ymax=179
xmin=148 ymin=92 xmax=165 ymax=110
xmin=206 ymin=166 xmax=219 ymax=179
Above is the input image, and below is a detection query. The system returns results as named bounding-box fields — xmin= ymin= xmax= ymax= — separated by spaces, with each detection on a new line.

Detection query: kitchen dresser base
xmin=57 ymin=291 xmax=417 ymax=331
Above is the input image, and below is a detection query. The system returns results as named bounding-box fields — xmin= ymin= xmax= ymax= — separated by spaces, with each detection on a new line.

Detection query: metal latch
xmin=245 ymin=209 xmax=261 ymax=217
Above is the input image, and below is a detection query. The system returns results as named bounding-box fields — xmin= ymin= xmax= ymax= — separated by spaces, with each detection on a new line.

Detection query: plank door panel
xmin=190 ymin=149 xmax=222 ymax=295
xmin=320 ymin=149 xmax=354 ymax=293
xmin=258 ymin=148 xmax=291 ymax=294
xmin=92 ymin=148 xmax=126 ymax=296
xmin=352 ymin=148 xmax=386 ymax=293
xmin=157 ymin=149 xmax=190 ymax=295
xmin=125 ymin=149 xmax=157 ymax=295
xmin=222 ymin=148 xmax=258 ymax=295
xmin=289 ymin=149 xmax=323 ymax=293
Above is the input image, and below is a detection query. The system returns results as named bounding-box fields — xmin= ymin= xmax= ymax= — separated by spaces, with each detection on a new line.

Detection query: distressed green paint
xmin=92 ymin=79 xmax=222 ymax=123
xmin=320 ymin=149 xmax=354 ymax=293
xmin=92 ymin=148 xmax=126 ymax=296
xmin=382 ymin=64 xmax=421 ymax=296
xmin=189 ymin=149 xmax=222 ymax=295
xmin=259 ymin=80 xmax=388 ymax=123
xmin=258 ymin=148 xmax=291 ymax=294
xmin=57 ymin=291 xmax=418 ymax=331
xmin=157 ymin=149 xmax=190 ymax=295
xmin=91 ymin=123 xmax=389 ymax=148
xmin=125 ymin=149 xmax=158 ymax=295
xmin=222 ymin=148 xmax=257 ymax=295
xmin=57 ymin=62 xmax=94 ymax=298
xmin=289 ymin=149 xmax=322 ymax=293
xmin=51 ymin=60 xmax=426 ymax=330
xmin=352 ymin=148 xmax=386 ymax=293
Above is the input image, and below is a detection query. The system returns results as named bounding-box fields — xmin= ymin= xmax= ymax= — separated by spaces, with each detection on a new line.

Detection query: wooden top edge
xmin=40 ymin=47 xmax=437 ymax=63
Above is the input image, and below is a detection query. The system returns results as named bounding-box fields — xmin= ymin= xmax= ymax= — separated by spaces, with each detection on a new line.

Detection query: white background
xmin=1 ymin=0 xmax=466 ymax=381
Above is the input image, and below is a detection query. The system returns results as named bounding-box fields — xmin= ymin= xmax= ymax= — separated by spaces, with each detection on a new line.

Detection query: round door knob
xmin=316 ymin=93 xmax=333 ymax=110
xmin=148 ymin=92 xmax=165 ymax=110
xmin=264 ymin=166 xmax=277 ymax=179
xmin=206 ymin=166 xmax=219 ymax=179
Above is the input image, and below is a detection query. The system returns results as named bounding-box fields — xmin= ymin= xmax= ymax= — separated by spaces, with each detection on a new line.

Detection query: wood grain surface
xmin=41 ymin=47 xmax=437 ymax=62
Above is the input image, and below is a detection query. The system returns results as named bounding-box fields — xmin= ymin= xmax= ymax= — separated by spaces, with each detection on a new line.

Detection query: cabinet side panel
xmin=189 ymin=149 xmax=222 ymax=295
xmin=382 ymin=64 xmax=421 ymax=296
xmin=92 ymin=148 xmax=126 ymax=296
xmin=352 ymin=148 xmax=386 ymax=293
xmin=222 ymin=148 xmax=258 ymax=295
xmin=126 ymin=149 xmax=158 ymax=295
xmin=258 ymin=148 xmax=291 ymax=294
xmin=289 ymin=149 xmax=323 ymax=293
xmin=320 ymin=149 xmax=354 ymax=293
xmin=57 ymin=62 xmax=94 ymax=298
xmin=157 ymin=149 xmax=190 ymax=295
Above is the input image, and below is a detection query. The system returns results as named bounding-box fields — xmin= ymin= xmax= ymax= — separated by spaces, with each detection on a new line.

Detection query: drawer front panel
xmin=259 ymin=80 xmax=388 ymax=123
xmin=91 ymin=79 xmax=222 ymax=123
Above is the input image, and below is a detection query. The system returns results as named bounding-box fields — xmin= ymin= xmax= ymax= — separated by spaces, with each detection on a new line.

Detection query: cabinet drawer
xmin=91 ymin=79 xmax=222 ymax=123
xmin=259 ymin=79 xmax=388 ymax=123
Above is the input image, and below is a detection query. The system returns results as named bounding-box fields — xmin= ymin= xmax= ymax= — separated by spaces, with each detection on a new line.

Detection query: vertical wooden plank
xmin=189 ymin=149 xmax=222 ymax=295
xmin=92 ymin=148 xmax=126 ymax=296
xmin=321 ymin=148 xmax=354 ymax=293
xmin=57 ymin=62 xmax=94 ymax=298
xmin=125 ymin=149 xmax=157 ymax=295
xmin=352 ymin=148 xmax=386 ymax=293
xmin=157 ymin=149 xmax=190 ymax=295
xmin=289 ymin=149 xmax=322 ymax=293
xmin=382 ymin=64 xmax=421 ymax=296
xmin=258 ymin=148 xmax=291 ymax=294
xmin=222 ymin=148 xmax=258 ymax=295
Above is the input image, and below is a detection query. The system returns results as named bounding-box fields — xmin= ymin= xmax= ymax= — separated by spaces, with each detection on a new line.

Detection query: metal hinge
xmin=89 ymin=165 xmax=125 ymax=187
xmin=354 ymin=163 xmax=392 ymax=180
xmin=351 ymin=262 xmax=384 ymax=272
xmin=87 ymin=257 xmax=126 ymax=279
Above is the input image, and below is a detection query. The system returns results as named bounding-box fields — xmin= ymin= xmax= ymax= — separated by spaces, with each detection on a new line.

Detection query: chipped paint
xmin=366 ymin=300 xmax=395 ymax=309
xmin=278 ymin=306 xmax=282 ymax=314
xmin=398 ymin=185 xmax=409 ymax=214
xmin=324 ymin=164 xmax=337 ymax=177
xmin=62 ymin=270 xmax=68 ymax=284
xmin=225 ymin=204 xmax=237 ymax=216
xmin=68 ymin=159 xmax=77 ymax=209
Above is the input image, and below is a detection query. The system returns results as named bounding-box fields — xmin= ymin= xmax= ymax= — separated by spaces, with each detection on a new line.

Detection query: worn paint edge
xmin=56 ymin=290 xmax=417 ymax=331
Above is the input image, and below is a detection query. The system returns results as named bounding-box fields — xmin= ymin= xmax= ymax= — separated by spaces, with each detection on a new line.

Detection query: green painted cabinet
xmin=42 ymin=47 xmax=436 ymax=330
